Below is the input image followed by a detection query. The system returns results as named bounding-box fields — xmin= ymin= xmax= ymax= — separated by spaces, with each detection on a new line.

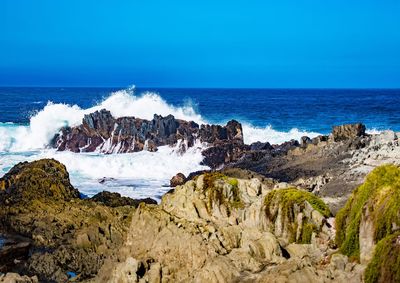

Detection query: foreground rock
xmin=95 ymin=171 xmax=363 ymax=282
xmin=0 ymin=159 xmax=135 ymax=282
xmin=336 ymin=165 xmax=400 ymax=283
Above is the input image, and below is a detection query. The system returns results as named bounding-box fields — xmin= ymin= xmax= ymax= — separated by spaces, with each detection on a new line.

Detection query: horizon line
xmin=1 ymin=85 xmax=400 ymax=90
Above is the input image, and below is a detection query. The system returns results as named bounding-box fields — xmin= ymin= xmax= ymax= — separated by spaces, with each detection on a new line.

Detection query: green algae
xmin=335 ymin=164 xmax=400 ymax=260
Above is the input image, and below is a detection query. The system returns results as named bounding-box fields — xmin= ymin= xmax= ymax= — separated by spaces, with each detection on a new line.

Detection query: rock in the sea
xmin=332 ymin=123 xmax=366 ymax=142
xmin=170 ymin=173 xmax=186 ymax=187
xmin=91 ymin=191 xmax=157 ymax=207
xmin=52 ymin=110 xmax=245 ymax=158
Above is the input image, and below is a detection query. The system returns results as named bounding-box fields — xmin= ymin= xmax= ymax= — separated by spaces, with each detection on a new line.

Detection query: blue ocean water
xmin=0 ymin=86 xmax=399 ymax=201
xmin=1 ymin=87 xmax=400 ymax=132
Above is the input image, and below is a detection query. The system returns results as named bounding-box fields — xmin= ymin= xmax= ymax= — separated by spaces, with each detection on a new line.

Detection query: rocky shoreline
xmin=1 ymin=114 xmax=400 ymax=282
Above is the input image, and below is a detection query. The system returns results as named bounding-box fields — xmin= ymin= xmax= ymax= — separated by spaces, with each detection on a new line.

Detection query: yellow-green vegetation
xmin=264 ymin=188 xmax=330 ymax=244
xmin=335 ymin=164 xmax=400 ymax=260
xmin=202 ymin=172 xmax=244 ymax=214
xmin=0 ymin=159 xmax=79 ymax=203
xmin=298 ymin=221 xmax=317 ymax=244
xmin=264 ymin=188 xmax=331 ymax=219
xmin=364 ymin=232 xmax=400 ymax=283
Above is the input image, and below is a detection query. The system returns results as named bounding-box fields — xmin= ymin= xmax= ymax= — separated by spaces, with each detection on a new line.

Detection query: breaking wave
xmin=0 ymin=86 xmax=326 ymax=200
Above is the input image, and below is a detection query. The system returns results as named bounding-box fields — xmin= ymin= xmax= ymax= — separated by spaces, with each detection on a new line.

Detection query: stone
xmin=332 ymin=123 xmax=366 ymax=142
xmin=91 ymin=191 xmax=157 ymax=207
xmin=170 ymin=173 xmax=186 ymax=187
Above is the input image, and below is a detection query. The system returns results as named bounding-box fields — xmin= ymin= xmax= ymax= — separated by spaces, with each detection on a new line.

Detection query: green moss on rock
xmin=202 ymin=172 xmax=244 ymax=213
xmin=264 ymin=188 xmax=330 ymax=244
xmin=264 ymin=188 xmax=331 ymax=220
xmin=0 ymin=159 xmax=80 ymax=203
xmin=335 ymin=164 xmax=400 ymax=260
xmin=365 ymin=232 xmax=400 ymax=283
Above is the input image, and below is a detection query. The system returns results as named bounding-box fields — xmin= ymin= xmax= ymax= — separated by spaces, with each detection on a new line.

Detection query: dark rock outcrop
xmin=53 ymin=110 xmax=200 ymax=153
xmin=52 ymin=109 xmax=248 ymax=169
xmin=91 ymin=191 xmax=156 ymax=207
xmin=52 ymin=110 xmax=245 ymax=156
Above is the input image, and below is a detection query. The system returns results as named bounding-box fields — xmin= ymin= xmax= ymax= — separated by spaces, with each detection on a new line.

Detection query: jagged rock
xmin=96 ymin=172 xmax=360 ymax=282
xmin=52 ymin=110 xmax=245 ymax=157
xmin=170 ymin=173 xmax=186 ymax=187
xmin=332 ymin=123 xmax=366 ymax=142
xmin=91 ymin=191 xmax=157 ymax=207
xmin=201 ymin=142 xmax=249 ymax=169
xmin=250 ymin=141 xmax=273 ymax=151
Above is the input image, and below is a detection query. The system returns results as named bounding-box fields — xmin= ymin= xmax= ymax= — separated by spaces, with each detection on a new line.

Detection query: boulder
xmin=300 ymin=136 xmax=312 ymax=147
xmin=0 ymin=159 xmax=79 ymax=203
xmin=0 ymin=159 xmax=134 ymax=282
xmin=332 ymin=123 xmax=366 ymax=142
xmin=170 ymin=173 xmax=186 ymax=187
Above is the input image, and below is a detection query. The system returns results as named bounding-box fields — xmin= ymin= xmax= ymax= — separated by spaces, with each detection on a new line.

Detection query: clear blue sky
xmin=1 ymin=0 xmax=399 ymax=88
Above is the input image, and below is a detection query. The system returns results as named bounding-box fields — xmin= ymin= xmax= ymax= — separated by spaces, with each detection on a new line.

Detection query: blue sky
xmin=1 ymin=0 xmax=399 ymax=87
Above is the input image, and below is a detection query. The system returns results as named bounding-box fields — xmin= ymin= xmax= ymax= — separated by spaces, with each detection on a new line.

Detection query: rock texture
xmin=336 ymin=165 xmax=400 ymax=267
xmin=91 ymin=191 xmax=157 ymax=207
xmin=95 ymin=171 xmax=363 ymax=283
xmin=231 ymin=125 xmax=400 ymax=214
xmin=332 ymin=123 xmax=366 ymax=142
xmin=52 ymin=110 xmax=246 ymax=168
xmin=0 ymin=159 xmax=135 ymax=282
xmin=169 ymin=173 xmax=186 ymax=187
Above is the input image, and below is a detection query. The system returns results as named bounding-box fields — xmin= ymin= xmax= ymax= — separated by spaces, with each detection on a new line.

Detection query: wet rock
xmin=52 ymin=110 xmax=245 ymax=156
xmin=332 ymin=123 xmax=366 ymax=142
xmin=170 ymin=173 xmax=186 ymax=187
xmin=91 ymin=191 xmax=157 ymax=207
xmin=250 ymin=141 xmax=273 ymax=151
xmin=201 ymin=142 xmax=249 ymax=169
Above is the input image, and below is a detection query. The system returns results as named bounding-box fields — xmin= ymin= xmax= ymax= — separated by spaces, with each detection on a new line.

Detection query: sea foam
xmin=0 ymin=86 xmax=324 ymax=200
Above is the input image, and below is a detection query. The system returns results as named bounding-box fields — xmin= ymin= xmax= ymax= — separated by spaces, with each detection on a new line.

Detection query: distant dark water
xmin=0 ymin=87 xmax=399 ymax=133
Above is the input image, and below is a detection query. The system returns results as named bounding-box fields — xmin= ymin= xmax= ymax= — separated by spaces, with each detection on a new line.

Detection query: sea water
xmin=0 ymin=86 xmax=399 ymax=200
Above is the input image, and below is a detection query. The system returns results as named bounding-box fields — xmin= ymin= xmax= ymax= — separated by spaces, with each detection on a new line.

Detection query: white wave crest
xmin=242 ymin=123 xmax=321 ymax=144
xmin=0 ymin=87 xmax=205 ymax=152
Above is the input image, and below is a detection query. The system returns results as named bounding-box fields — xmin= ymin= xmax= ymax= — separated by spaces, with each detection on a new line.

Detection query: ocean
xmin=0 ymin=86 xmax=399 ymax=200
